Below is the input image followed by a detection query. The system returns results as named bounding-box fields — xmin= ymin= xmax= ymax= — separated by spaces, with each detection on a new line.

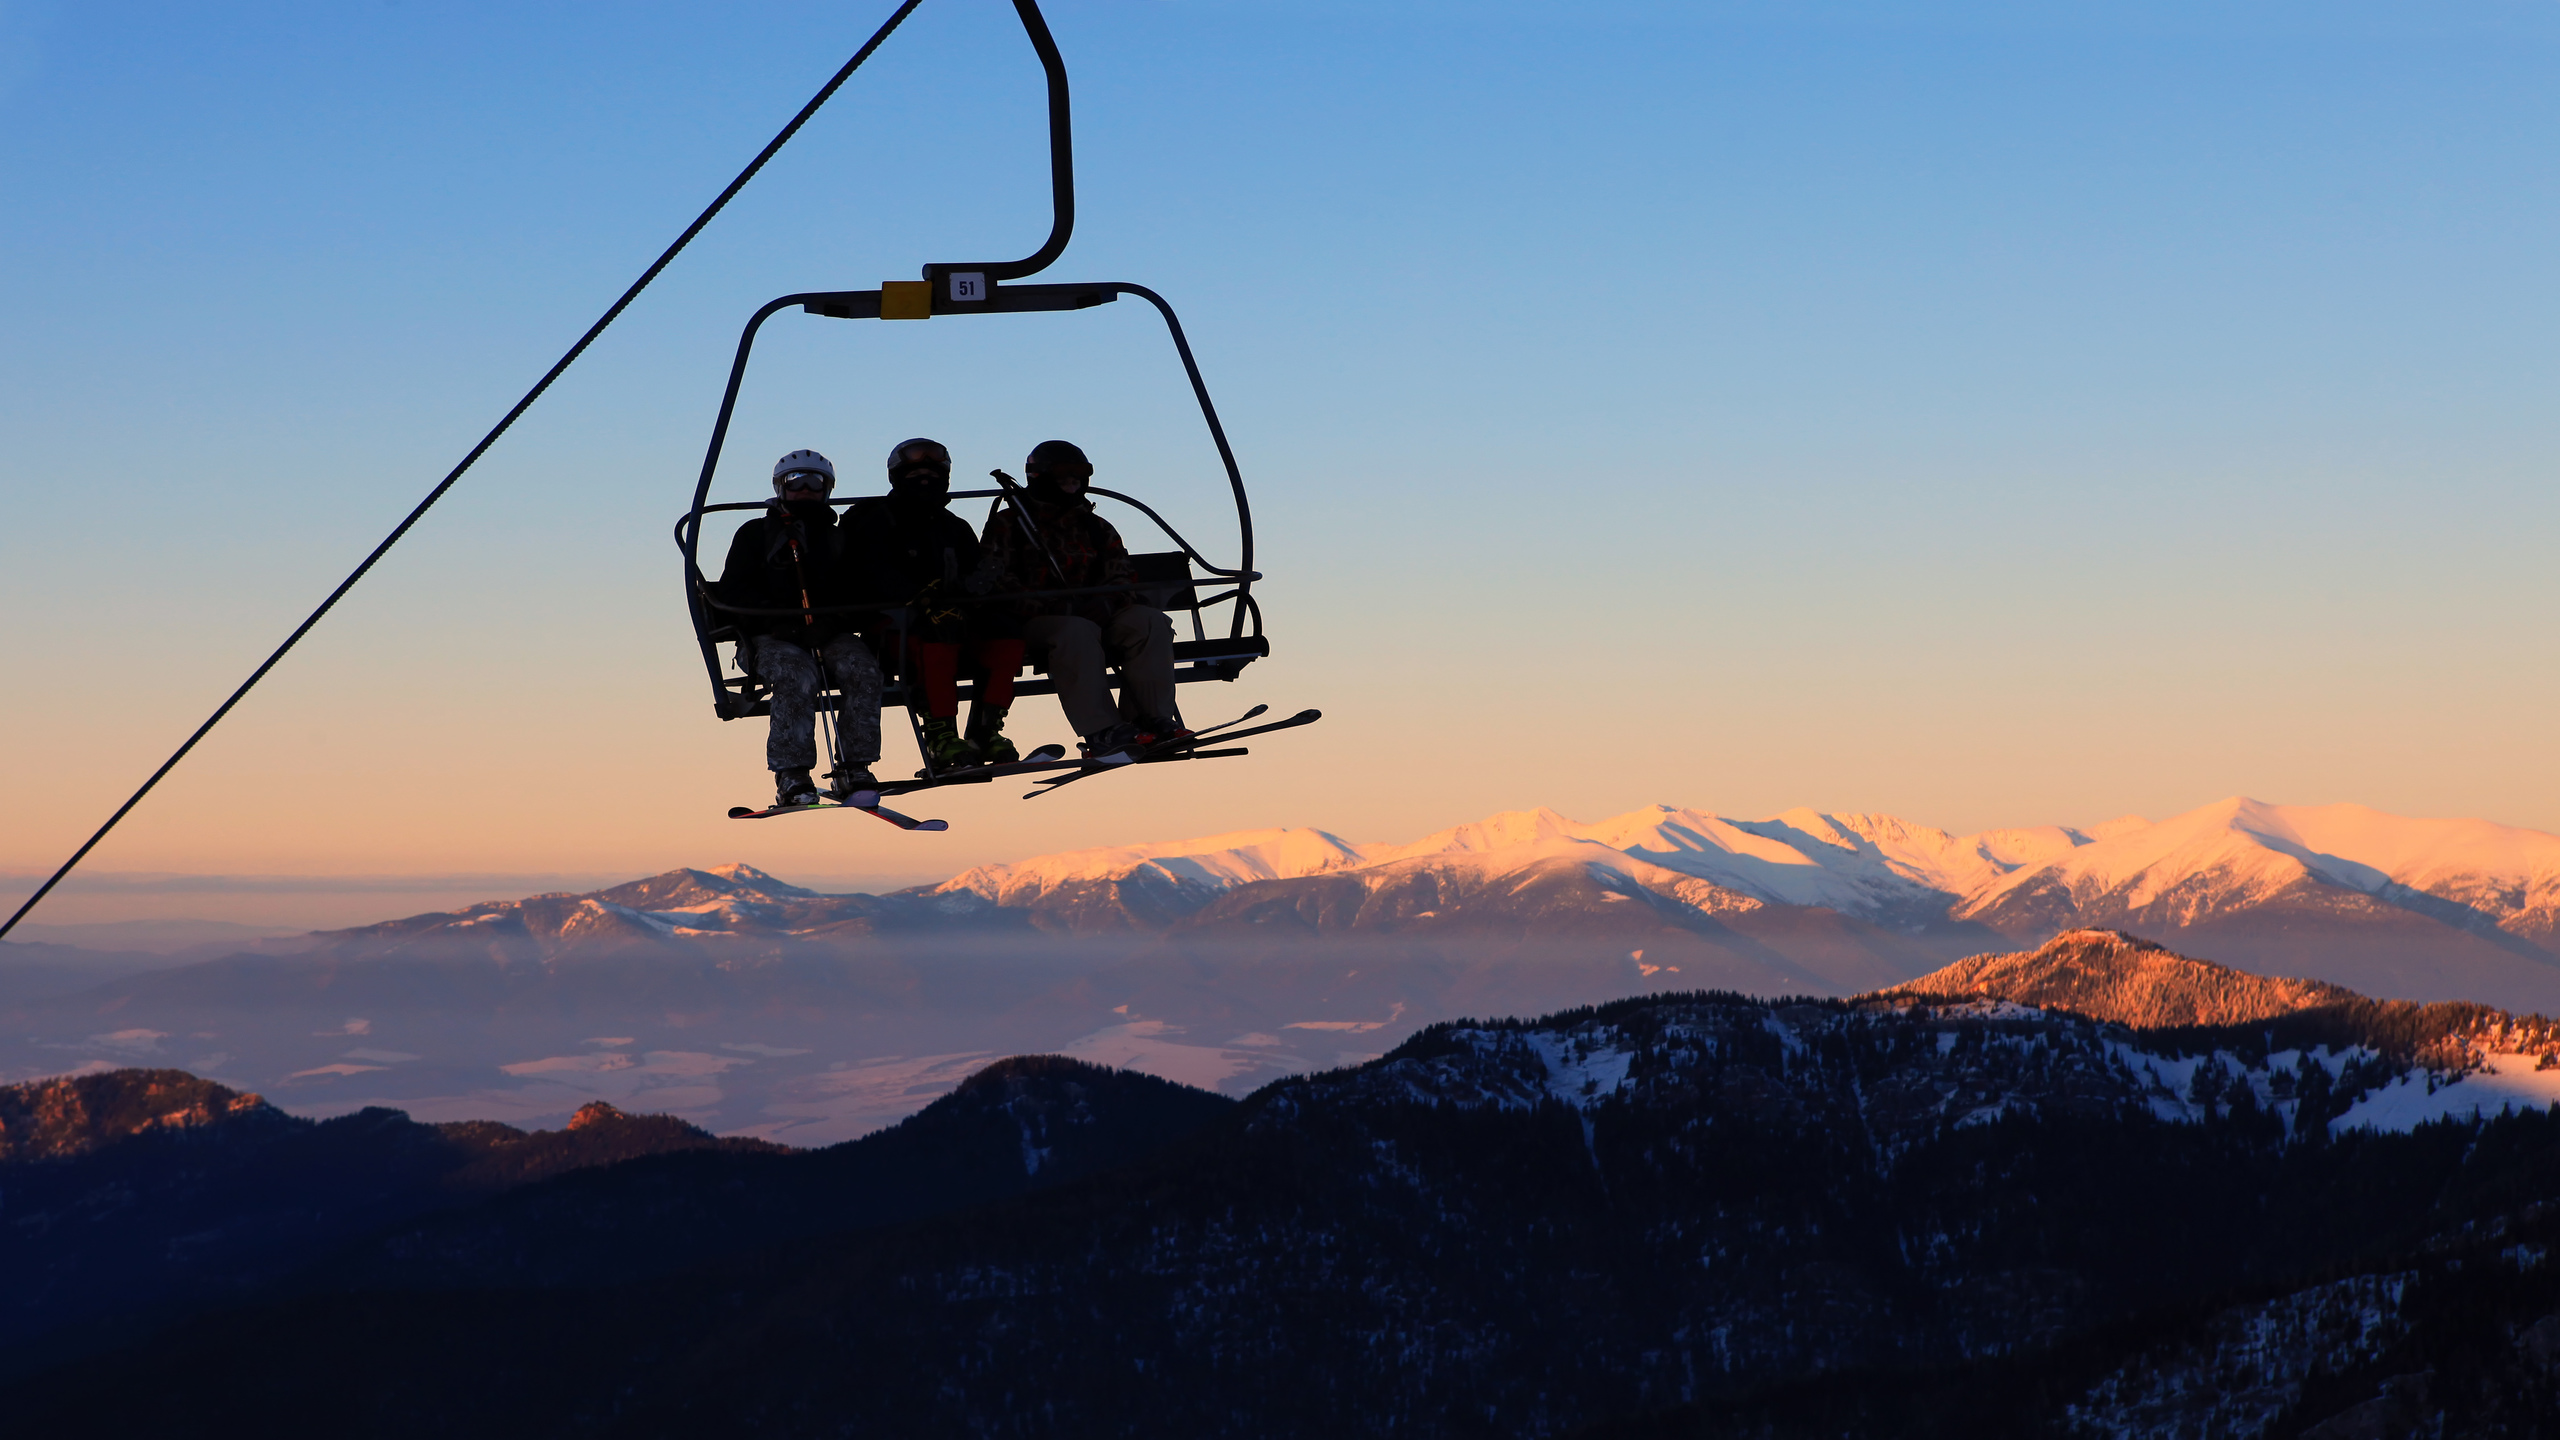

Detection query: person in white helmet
xmin=709 ymin=449 xmax=883 ymax=805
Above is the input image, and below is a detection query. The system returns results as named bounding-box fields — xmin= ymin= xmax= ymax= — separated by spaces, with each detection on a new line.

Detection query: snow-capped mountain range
xmin=932 ymin=795 xmax=2560 ymax=1010
xmin=938 ymin=795 xmax=2560 ymax=943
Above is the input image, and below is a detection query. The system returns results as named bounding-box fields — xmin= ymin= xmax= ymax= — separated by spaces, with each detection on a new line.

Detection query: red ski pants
xmin=900 ymin=636 xmax=1025 ymax=718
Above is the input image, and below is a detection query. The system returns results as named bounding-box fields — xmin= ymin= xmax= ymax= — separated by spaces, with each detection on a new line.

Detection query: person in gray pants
xmin=710 ymin=449 xmax=883 ymax=804
xmin=973 ymin=440 xmax=1186 ymax=760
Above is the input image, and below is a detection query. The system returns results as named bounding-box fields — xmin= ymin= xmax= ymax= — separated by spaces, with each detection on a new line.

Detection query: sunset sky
xmin=5 ymin=1 xmax=2557 ymax=928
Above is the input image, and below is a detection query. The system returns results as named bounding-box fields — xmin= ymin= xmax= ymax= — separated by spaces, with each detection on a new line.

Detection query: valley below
xmin=8 ymin=796 xmax=2558 ymax=1143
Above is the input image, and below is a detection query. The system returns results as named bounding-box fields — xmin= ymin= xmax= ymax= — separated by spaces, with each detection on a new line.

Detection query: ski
xmin=1008 ymin=702 xmax=1270 ymax=799
xmin=1024 ymin=708 xmax=1320 ymax=798
xmin=728 ymin=798 xmax=861 ymax=820
xmin=872 ymin=744 xmax=1078 ymax=796
xmin=726 ymin=791 xmax=946 ymax=831
xmin=1185 ymin=702 xmax=1270 ymax=741
xmin=852 ymin=800 xmax=948 ymax=832
xmin=1183 ymin=707 xmax=1319 ymax=748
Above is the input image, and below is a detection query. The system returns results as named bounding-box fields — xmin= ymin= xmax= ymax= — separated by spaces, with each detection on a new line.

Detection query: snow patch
xmin=2331 ymin=1052 xmax=2560 ymax=1134
xmin=1525 ymin=1029 xmax=1635 ymax=1107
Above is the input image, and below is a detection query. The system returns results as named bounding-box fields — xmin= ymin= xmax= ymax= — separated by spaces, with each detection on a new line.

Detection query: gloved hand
xmin=914 ymin=578 xmax=966 ymax=627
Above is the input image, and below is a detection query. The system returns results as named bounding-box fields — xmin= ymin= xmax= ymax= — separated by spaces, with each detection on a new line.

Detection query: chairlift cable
xmin=0 ymin=0 xmax=929 ymax=943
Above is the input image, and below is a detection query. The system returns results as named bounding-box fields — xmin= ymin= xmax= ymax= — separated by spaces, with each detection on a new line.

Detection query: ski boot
xmin=773 ymin=767 xmax=823 ymax=807
xmin=1079 ymin=721 xmax=1143 ymax=764
xmin=916 ymin=715 xmax=978 ymax=776
xmin=826 ymin=764 xmax=878 ymax=802
xmin=966 ymin=704 xmax=1019 ymax=765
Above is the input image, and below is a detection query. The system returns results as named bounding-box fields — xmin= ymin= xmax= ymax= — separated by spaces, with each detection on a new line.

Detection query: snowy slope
xmin=934 ymin=827 xmax=1376 ymax=907
xmin=1178 ymin=835 xmax=1771 ymax=933
xmin=1956 ymin=797 xmax=2560 ymax=942
xmin=1313 ymin=989 xmax=2560 ymax=1147
xmin=1358 ymin=805 xmax=2087 ymax=914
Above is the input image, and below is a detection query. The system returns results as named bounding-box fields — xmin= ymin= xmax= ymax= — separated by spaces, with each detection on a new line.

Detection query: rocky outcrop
xmin=0 ymin=1069 xmax=284 ymax=1161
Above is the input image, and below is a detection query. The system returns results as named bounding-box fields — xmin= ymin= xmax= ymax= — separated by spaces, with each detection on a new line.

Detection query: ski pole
xmin=988 ymin=469 xmax=1070 ymax=587
xmin=778 ymin=506 xmax=817 ymax=629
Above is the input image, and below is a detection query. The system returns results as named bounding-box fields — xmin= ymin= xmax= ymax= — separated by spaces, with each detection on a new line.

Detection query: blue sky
xmin=3 ymin=1 xmax=2556 ymax=915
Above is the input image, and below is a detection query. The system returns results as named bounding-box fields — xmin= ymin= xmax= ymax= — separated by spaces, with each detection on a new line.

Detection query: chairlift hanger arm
xmin=926 ymin=0 xmax=1074 ymax=287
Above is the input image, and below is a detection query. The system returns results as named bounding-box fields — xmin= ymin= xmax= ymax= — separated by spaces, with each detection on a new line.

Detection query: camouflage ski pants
xmin=751 ymin=633 xmax=882 ymax=772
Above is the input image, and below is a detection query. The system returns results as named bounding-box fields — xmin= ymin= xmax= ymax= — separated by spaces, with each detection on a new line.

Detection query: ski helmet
xmin=771 ymin=449 xmax=836 ymax=497
xmin=1025 ymin=440 xmax=1092 ymax=496
xmin=884 ymin=437 xmax=952 ymax=509
xmin=1024 ymin=440 xmax=1089 ymax=473
xmin=885 ymin=437 xmax=952 ymax=475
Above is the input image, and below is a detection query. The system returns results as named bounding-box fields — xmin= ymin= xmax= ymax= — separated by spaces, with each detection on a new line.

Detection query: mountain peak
xmin=1877 ymin=929 xmax=2361 ymax=1028
xmin=1383 ymin=808 xmax=1584 ymax=858
xmin=703 ymin=862 xmax=792 ymax=888
xmin=930 ymin=827 xmax=1372 ymax=915
xmin=586 ymin=865 xmax=817 ymax=915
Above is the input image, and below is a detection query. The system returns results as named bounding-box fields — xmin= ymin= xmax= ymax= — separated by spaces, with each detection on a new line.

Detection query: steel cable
xmin=1 ymin=0 xmax=928 ymax=941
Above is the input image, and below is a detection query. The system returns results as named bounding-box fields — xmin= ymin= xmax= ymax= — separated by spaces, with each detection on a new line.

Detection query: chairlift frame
xmin=674 ymin=0 xmax=1266 ymax=724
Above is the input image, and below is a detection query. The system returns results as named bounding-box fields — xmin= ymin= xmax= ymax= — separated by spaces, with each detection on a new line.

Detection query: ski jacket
xmin=709 ymin=500 xmax=866 ymax=644
xmin=973 ymin=490 xmax=1137 ymax=628
xmin=839 ymin=497 xmax=982 ymax=604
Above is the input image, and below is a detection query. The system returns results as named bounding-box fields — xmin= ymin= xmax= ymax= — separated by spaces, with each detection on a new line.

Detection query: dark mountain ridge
xmin=0 ymin=1056 xmax=1229 ymax=1384
xmin=0 ymin=1067 xmax=777 ymax=1380
xmin=311 ymin=1053 xmax=1236 ymax=1295
xmin=8 ymin=936 xmax=2559 ymax=1437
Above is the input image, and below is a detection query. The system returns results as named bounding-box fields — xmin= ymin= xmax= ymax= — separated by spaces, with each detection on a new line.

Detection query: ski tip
xmin=916 ymin=818 xmax=951 ymax=831
xmin=1028 ymin=743 xmax=1068 ymax=762
xmin=1242 ymin=703 xmax=1271 ymax=720
xmin=727 ymin=806 xmax=758 ymax=819
xmin=1294 ymin=708 xmax=1322 ymax=721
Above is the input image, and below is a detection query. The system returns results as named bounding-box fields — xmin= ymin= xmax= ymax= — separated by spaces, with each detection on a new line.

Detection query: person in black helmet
xmin=709 ymin=449 xmax=883 ymax=805
xmin=973 ymin=440 xmax=1185 ymax=761
xmin=841 ymin=438 xmax=1026 ymax=773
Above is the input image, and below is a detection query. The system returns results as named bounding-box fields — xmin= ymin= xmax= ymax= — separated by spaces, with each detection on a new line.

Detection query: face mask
xmin=890 ymin=467 xmax=951 ymax=506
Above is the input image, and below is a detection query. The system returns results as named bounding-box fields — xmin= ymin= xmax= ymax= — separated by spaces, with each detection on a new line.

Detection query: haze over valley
xmin=10 ymin=795 xmax=2556 ymax=1144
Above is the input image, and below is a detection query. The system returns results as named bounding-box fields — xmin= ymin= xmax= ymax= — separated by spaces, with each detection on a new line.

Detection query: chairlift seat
xmin=705 ymin=545 xmax=1265 ymax=719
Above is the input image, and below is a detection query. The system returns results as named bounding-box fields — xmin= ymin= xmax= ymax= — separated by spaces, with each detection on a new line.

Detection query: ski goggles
xmin=776 ymin=471 xmax=833 ymax=492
